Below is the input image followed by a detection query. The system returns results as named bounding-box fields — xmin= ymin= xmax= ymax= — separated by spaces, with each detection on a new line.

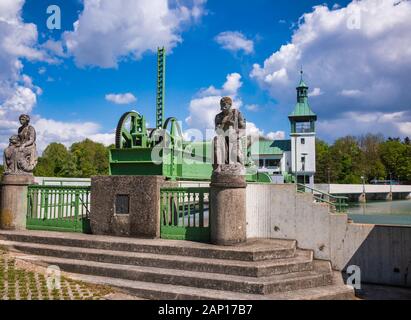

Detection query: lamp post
xmin=361 ymin=175 xmax=366 ymax=193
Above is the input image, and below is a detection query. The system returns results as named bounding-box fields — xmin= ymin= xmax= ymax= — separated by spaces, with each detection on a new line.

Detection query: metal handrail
xmin=297 ymin=183 xmax=348 ymax=213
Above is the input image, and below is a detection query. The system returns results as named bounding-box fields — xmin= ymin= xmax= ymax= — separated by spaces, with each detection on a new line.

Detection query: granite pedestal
xmin=0 ymin=174 xmax=34 ymax=230
xmin=90 ymin=176 xmax=176 ymax=238
xmin=210 ymin=169 xmax=247 ymax=246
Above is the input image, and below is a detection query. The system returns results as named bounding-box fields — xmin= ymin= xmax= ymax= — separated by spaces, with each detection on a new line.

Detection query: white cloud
xmin=222 ymin=72 xmax=242 ymax=94
xmin=0 ymin=1 xmax=114 ymax=159
xmin=0 ymin=0 xmax=44 ymax=148
xmin=246 ymin=121 xmax=263 ymax=138
xmin=41 ymin=39 xmax=66 ymax=58
xmin=308 ymin=87 xmax=323 ymax=97
xmin=339 ymin=89 xmax=363 ymax=97
xmin=38 ymin=67 xmax=46 ymax=75
xmin=251 ymin=0 xmax=411 ymax=138
xmin=245 ymin=104 xmax=259 ymax=112
xmin=105 ymin=93 xmax=137 ymax=105
xmin=89 ymin=132 xmax=116 ymax=146
xmin=63 ymin=0 xmax=206 ymax=68
xmin=318 ymin=111 xmax=411 ymax=141
xmin=33 ymin=118 xmax=114 ymax=151
xmin=266 ymin=131 xmax=286 ymax=140
xmin=215 ymin=31 xmax=254 ymax=55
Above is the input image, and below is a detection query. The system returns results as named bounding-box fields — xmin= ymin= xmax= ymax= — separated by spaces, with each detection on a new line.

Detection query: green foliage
xmin=315 ymin=139 xmax=331 ymax=183
xmin=34 ymin=139 xmax=110 ymax=178
xmin=34 ymin=143 xmax=69 ymax=177
xmin=380 ymin=140 xmax=411 ymax=182
xmin=0 ymin=165 xmax=3 ymax=176
xmin=315 ymin=134 xmax=410 ymax=184
xmin=69 ymin=139 xmax=109 ymax=177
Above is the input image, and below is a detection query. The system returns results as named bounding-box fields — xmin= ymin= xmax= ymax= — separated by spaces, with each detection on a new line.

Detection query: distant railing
xmin=27 ymin=185 xmax=91 ymax=233
xmin=297 ymin=183 xmax=348 ymax=213
xmin=160 ymin=187 xmax=210 ymax=242
xmin=41 ymin=179 xmax=91 ymax=186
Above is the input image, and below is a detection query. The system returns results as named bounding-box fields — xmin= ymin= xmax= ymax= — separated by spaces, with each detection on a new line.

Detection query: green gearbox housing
xmin=109 ymin=48 xmax=271 ymax=183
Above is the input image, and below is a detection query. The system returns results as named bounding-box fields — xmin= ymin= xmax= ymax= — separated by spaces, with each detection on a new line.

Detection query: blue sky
xmin=1 ymin=0 xmax=410 ymax=153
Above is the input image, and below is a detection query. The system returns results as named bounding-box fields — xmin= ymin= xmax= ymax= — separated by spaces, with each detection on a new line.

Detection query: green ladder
xmin=156 ymin=47 xmax=166 ymax=129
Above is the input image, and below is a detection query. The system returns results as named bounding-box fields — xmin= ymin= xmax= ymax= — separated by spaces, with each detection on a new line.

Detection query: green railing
xmin=27 ymin=185 xmax=91 ymax=233
xmin=160 ymin=187 xmax=210 ymax=242
xmin=297 ymin=183 xmax=348 ymax=213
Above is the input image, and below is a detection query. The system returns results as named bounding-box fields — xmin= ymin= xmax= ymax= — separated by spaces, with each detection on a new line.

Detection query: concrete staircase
xmin=0 ymin=230 xmax=355 ymax=300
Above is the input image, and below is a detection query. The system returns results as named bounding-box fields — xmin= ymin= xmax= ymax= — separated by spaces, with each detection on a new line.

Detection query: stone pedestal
xmin=210 ymin=168 xmax=247 ymax=246
xmin=0 ymin=174 xmax=34 ymax=230
xmin=90 ymin=176 xmax=176 ymax=238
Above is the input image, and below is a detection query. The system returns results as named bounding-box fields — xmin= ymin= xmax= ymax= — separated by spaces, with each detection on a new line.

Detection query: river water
xmin=348 ymin=200 xmax=411 ymax=226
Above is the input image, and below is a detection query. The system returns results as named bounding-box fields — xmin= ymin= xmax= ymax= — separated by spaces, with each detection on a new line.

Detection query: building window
xmin=301 ymin=138 xmax=305 ymax=144
xmin=295 ymin=122 xmax=311 ymax=133
xmin=259 ymin=159 xmax=264 ymax=167
xmin=266 ymin=159 xmax=281 ymax=168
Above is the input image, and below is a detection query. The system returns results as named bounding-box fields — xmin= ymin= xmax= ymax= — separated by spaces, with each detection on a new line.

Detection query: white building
xmin=250 ymin=73 xmax=317 ymax=186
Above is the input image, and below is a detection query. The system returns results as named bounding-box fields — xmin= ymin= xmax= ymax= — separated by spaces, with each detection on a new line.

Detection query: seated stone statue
xmin=3 ymin=114 xmax=37 ymax=175
xmin=213 ymin=97 xmax=246 ymax=175
xmin=4 ymin=135 xmax=20 ymax=174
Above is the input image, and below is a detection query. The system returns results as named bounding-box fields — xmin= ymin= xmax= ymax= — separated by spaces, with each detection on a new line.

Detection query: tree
xmin=357 ymin=134 xmax=386 ymax=182
xmin=315 ymin=139 xmax=332 ymax=183
xmin=380 ymin=140 xmax=411 ymax=183
xmin=0 ymin=165 xmax=4 ymax=176
xmin=34 ymin=143 xmax=69 ymax=177
xmin=69 ymin=139 xmax=109 ymax=177
xmin=329 ymin=136 xmax=363 ymax=184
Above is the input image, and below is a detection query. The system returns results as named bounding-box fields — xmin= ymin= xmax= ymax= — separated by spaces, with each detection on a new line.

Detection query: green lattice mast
xmin=156 ymin=47 xmax=166 ymax=129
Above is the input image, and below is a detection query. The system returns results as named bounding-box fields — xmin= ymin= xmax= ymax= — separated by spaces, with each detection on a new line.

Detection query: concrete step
xmin=0 ymin=240 xmax=314 ymax=277
xmin=68 ymin=272 xmax=355 ymax=300
xmin=15 ymin=254 xmax=334 ymax=295
xmin=0 ymin=230 xmax=296 ymax=261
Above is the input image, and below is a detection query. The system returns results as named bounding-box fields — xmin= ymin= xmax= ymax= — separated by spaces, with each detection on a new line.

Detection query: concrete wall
xmin=246 ymin=183 xmax=411 ymax=287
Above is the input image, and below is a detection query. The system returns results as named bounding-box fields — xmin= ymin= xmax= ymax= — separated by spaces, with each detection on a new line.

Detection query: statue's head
xmin=220 ymin=97 xmax=232 ymax=113
xmin=9 ymin=135 xmax=19 ymax=146
xmin=19 ymin=114 xmax=30 ymax=125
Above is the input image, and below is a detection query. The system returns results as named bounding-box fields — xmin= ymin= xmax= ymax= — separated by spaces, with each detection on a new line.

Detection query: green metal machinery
xmin=109 ymin=48 xmax=271 ymax=183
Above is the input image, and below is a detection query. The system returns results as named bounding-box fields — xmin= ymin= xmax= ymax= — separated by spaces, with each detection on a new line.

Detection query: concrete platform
xmin=0 ymin=230 xmax=356 ymax=300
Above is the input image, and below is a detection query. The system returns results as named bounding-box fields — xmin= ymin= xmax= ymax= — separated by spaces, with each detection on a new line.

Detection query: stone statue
xmin=213 ymin=97 xmax=246 ymax=175
xmin=3 ymin=114 xmax=37 ymax=175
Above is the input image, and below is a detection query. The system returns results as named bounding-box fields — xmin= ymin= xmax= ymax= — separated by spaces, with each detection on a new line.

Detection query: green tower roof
xmin=289 ymin=71 xmax=317 ymax=119
xmin=289 ymin=102 xmax=316 ymax=118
